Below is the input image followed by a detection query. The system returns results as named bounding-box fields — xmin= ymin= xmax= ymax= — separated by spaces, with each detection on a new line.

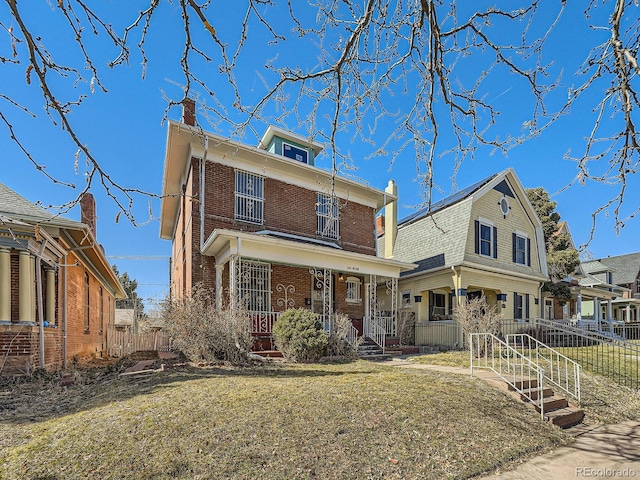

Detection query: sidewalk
xmin=384 ymin=356 xmax=640 ymax=479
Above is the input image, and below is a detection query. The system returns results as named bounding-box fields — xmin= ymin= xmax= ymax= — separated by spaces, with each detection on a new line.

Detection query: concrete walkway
xmin=384 ymin=357 xmax=640 ymax=479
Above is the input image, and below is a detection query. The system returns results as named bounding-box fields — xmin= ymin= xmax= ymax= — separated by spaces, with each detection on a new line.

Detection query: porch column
xmin=364 ymin=281 xmax=370 ymax=320
xmin=594 ymin=297 xmax=600 ymax=323
xmin=576 ymin=294 xmax=582 ymax=320
xmin=606 ymin=300 xmax=614 ymax=334
xmin=229 ymin=255 xmax=238 ymax=309
xmin=18 ymin=251 xmax=33 ymax=322
xmin=626 ymin=304 xmax=631 ymax=323
xmin=46 ymin=268 xmax=56 ymax=325
xmin=0 ymin=248 xmax=10 ymax=321
xmin=215 ymin=264 xmax=224 ymax=311
xmin=30 ymin=255 xmax=36 ymax=321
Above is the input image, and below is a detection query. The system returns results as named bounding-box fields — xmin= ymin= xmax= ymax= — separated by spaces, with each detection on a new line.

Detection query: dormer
xmin=258 ymin=125 xmax=323 ymax=166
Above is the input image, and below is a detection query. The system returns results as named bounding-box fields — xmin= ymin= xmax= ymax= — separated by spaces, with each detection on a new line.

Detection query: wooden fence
xmin=106 ymin=327 xmax=171 ymax=358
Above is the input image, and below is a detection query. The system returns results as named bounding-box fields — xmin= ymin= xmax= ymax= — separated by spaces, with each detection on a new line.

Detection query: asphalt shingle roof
xmin=596 ymin=253 xmax=640 ymax=285
xmin=0 ymin=182 xmax=84 ymax=230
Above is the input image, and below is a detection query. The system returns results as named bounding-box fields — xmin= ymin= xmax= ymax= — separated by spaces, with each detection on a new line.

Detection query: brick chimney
xmin=182 ymin=98 xmax=196 ymax=126
xmin=375 ymin=215 xmax=385 ymax=237
xmin=384 ymin=180 xmax=398 ymax=259
xmin=80 ymin=193 xmax=96 ymax=238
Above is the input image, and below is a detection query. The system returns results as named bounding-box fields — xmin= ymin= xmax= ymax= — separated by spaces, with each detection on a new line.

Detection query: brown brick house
xmin=0 ymin=184 xmax=126 ymax=374
xmin=159 ymin=102 xmax=414 ymax=350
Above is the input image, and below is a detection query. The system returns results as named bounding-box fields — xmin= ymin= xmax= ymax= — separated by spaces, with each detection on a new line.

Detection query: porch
xmin=201 ymin=228 xmax=415 ymax=352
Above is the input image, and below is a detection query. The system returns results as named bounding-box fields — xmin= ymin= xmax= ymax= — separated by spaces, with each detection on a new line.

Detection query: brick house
xmin=159 ymin=102 xmax=415 ymax=350
xmin=0 ymin=184 xmax=126 ymax=374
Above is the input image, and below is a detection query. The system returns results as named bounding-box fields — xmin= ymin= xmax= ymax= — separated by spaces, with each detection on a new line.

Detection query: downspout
xmin=200 ymin=136 xmax=207 ymax=249
xmin=62 ymin=254 xmax=67 ymax=369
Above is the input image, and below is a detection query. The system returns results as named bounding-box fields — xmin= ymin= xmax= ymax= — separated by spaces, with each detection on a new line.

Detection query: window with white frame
xmin=316 ymin=193 xmax=339 ymax=240
xmin=346 ymin=277 xmax=361 ymax=304
xmin=514 ymin=233 xmax=528 ymax=265
xmin=479 ymin=222 xmax=493 ymax=257
xmin=235 ymin=170 xmax=264 ymax=224
xmin=239 ymin=261 xmax=271 ymax=312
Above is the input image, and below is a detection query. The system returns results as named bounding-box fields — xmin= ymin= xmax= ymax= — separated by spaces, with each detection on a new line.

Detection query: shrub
xmin=454 ymin=297 xmax=502 ymax=356
xmin=272 ymin=308 xmax=328 ymax=362
xmin=327 ymin=313 xmax=360 ymax=357
xmin=161 ymin=285 xmax=253 ymax=364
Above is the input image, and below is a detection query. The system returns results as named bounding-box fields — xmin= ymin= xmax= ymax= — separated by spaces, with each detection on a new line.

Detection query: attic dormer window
xmin=282 ymin=142 xmax=308 ymax=164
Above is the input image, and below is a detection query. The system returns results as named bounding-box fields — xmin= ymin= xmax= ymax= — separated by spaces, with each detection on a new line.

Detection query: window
xmin=512 ymin=233 xmax=531 ymax=266
xmin=235 ymin=170 xmax=264 ymax=224
xmin=239 ymin=261 xmax=271 ymax=312
xmin=99 ymin=287 xmax=104 ymax=335
xmin=84 ymin=272 xmax=90 ymax=332
xmin=282 ymin=142 xmax=308 ymax=164
xmin=401 ymin=291 xmax=411 ymax=308
xmin=346 ymin=277 xmax=362 ymax=304
xmin=475 ymin=220 xmax=497 ymax=258
xmin=432 ymin=293 xmax=446 ymax=316
xmin=317 ymin=193 xmax=339 ymax=240
xmin=513 ymin=292 xmax=530 ymax=320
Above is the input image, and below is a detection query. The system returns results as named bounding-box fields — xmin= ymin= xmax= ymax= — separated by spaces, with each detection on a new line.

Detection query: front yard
xmin=1 ymin=358 xmax=571 ymax=479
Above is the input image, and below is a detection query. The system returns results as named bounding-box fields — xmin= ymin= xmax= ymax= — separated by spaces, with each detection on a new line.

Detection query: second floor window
xmin=235 ymin=170 xmax=264 ymax=224
xmin=317 ymin=193 xmax=339 ymax=240
xmin=513 ymin=233 xmax=530 ymax=266
xmin=475 ymin=219 xmax=497 ymax=258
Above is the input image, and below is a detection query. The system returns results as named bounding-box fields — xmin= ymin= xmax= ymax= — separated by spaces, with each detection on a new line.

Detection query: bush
xmin=161 ymin=285 xmax=253 ymax=364
xmin=272 ymin=308 xmax=328 ymax=362
xmin=454 ymin=297 xmax=502 ymax=356
xmin=327 ymin=313 xmax=360 ymax=357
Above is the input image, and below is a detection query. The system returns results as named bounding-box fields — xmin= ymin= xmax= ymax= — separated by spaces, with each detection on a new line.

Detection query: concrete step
xmin=545 ymin=407 xmax=585 ymax=429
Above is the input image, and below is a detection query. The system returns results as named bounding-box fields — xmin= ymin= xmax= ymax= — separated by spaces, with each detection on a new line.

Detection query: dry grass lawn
xmin=0 ymin=357 xmax=572 ymax=480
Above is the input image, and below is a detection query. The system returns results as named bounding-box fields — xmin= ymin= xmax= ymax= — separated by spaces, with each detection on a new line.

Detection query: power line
xmin=108 ymin=255 xmax=169 ymax=260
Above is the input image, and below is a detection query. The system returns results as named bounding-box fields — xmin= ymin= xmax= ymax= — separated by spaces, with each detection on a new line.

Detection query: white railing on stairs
xmin=347 ymin=323 xmax=359 ymax=345
xmin=470 ymin=333 xmax=545 ymax=419
xmin=364 ymin=316 xmax=386 ymax=353
xmin=507 ymin=333 xmax=581 ymax=403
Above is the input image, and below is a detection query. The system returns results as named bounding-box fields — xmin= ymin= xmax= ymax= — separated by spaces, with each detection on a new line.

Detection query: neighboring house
xmin=114 ymin=308 xmax=137 ymax=332
xmin=581 ymin=256 xmax=638 ymax=323
xmin=0 ymin=185 xmax=126 ymax=374
xmin=377 ymin=168 xmax=548 ymax=329
xmin=159 ymin=101 xmax=414 ymax=349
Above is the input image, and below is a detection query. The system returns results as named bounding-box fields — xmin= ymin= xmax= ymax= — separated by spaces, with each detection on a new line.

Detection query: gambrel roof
xmin=381 ymin=168 xmax=548 ymax=279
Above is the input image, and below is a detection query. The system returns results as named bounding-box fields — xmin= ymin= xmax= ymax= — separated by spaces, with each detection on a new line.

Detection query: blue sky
xmin=2 ymin=2 xmax=638 ymax=310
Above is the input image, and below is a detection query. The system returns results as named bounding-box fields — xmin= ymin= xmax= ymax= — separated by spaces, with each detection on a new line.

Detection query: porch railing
xmin=470 ymin=332 xmax=545 ymax=419
xmin=364 ymin=316 xmax=386 ymax=353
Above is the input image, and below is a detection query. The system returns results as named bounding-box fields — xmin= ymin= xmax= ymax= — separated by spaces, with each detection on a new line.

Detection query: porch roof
xmin=571 ymin=285 xmax=621 ymax=301
xmin=201 ymin=228 xmax=416 ymax=278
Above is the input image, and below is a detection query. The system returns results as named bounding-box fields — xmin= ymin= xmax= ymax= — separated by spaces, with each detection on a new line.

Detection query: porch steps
xmin=357 ymin=339 xmax=390 ymax=361
xmin=507 ymin=378 xmax=584 ymax=429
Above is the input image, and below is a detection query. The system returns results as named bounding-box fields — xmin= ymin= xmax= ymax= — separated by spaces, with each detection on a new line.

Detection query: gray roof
xmin=398 ymin=173 xmax=498 ymax=226
xmin=0 ymin=182 xmax=84 ymax=230
xmin=596 ymin=252 xmax=640 ymax=285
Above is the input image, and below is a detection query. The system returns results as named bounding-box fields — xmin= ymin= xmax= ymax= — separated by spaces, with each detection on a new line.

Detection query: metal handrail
xmin=365 ymin=316 xmax=386 ymax=353
xmin=470 ymin=333 xmax=545 ymax=419
xmin=507 ymin=333 xmax=581 ymax=403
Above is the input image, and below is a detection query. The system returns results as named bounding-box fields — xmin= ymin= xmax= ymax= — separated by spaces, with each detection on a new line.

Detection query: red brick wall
xmin=172 ymin=157 xmax=375 ymax=320
xmin=58 ymin=249 xmax=114 ymax=362
xmin=197 ymin=161 xmax=376 ymax=255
